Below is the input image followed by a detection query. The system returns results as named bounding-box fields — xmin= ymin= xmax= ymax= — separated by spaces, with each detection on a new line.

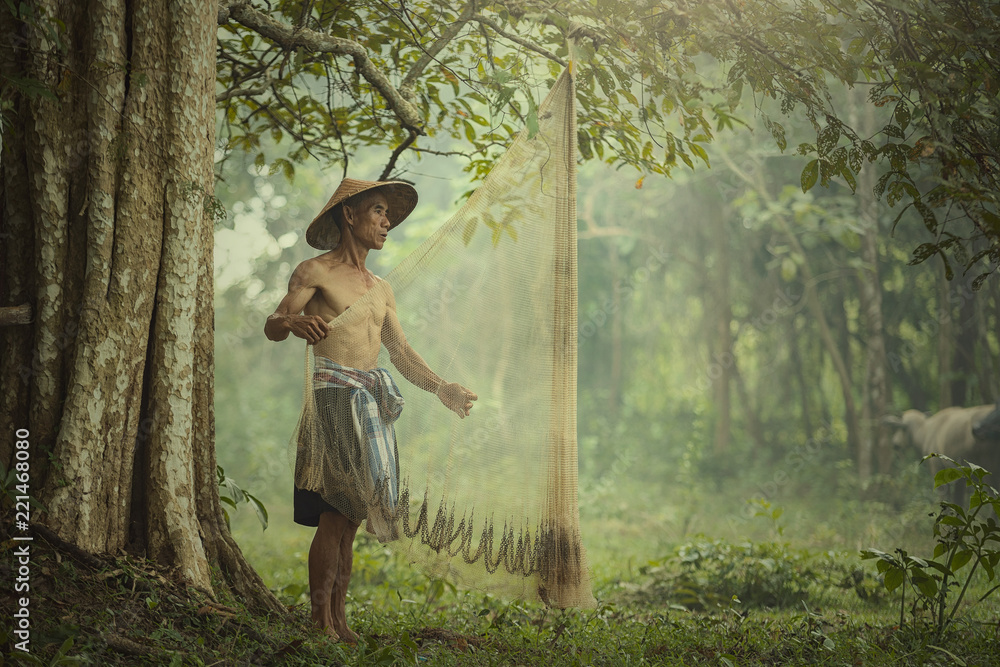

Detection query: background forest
xmin=212 ymin=53 xmax=1000 ymax=650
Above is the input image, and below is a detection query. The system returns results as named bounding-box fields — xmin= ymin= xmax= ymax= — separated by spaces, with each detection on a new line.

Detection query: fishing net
xmin=291 ymin=67 xmax=593 ymax=607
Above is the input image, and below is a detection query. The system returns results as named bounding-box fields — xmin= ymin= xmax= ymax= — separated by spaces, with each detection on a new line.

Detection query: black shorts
xmin=293 ymin=486 xmax=339 ymax=527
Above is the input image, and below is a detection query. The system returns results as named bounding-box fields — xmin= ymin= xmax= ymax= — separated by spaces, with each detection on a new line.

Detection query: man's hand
xmin=436 ymin=382 xmax=478 ymax=419
xmin=270 ymin=313 xmax=330 ymax=344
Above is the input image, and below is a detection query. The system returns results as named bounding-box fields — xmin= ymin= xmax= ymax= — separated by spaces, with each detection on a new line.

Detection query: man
xmin=265 ymin=178 xmax=476 ymax=641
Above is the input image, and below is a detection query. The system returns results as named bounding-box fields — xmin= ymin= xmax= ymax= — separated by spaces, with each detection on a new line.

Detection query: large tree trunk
xmin=0 ymin=0 xmax=281 ymax=614
xmin=858 ymin=219 xmax=890 ymax=476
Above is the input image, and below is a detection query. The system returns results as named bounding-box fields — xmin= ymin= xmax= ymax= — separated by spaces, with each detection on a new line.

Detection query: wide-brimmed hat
xmin=306 ymin=178 xmax=418 ymax=249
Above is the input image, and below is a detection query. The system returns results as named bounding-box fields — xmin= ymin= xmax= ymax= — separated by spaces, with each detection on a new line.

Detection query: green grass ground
xmin=6 ymin=483 xmax=998 ymax=666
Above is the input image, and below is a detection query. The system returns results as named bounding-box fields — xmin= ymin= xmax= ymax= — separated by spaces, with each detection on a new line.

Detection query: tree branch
xmin=502 ymin=4 xmax=604 ymax=49
xmin=379 ymin=129 xmax=419 ymax=180
xmin=218 ymin=0 xmax=425 ymax=131
xmin=216 ymin=82 xmax=269 ymax=102
xmin=399 ymin=1 xmax=478 ymax=92
xmin=471 ymin=14 xmax=567 ymax=67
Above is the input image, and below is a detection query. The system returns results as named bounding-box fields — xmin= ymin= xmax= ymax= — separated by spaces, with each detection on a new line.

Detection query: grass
xmin=5 ymin=482 xmax=999 ymax=666
xmin=4 ymin=537 xmax=998 ymax=666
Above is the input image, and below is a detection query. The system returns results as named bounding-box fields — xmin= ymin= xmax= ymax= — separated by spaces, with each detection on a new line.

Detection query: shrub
xmin=625 ymin=538 xmax=863 ymax=611
xmin=861 ymin=455 xmax=1000 ymax=641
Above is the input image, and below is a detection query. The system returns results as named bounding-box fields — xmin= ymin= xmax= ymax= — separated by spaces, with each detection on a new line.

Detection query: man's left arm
xmin=382 ymin=285 xmax=477 ymax=418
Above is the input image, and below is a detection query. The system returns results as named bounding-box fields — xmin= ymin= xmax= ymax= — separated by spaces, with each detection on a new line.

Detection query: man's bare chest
xmin=313 ymin=270 xmax=387 ymax=324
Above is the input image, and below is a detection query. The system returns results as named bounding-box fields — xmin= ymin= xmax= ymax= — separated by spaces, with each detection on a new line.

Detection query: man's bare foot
xmin=333 ymin=623 xmax=358 ymax=644
xmin=311 ymin=609 xmax=340 ymax=640
xmin=312 ymin=621 xmax=341 ymax=641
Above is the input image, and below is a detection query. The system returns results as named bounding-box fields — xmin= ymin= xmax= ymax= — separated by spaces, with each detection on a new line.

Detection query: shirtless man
xmin=264 ymin=178 xmax=476 ymax=641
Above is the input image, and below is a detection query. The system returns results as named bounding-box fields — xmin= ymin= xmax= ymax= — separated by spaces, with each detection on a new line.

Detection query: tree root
xmin=103 ymin=633 xmax=156 ymax=656
xmin=32 ymin=523 xmax=108 ymax=570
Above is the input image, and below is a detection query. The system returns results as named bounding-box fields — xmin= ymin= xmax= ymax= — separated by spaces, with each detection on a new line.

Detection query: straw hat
xmin=306 ymin=178 xmax=418 ymax=249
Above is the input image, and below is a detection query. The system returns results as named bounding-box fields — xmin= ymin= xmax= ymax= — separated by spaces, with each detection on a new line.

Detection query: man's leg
xmin=330 ymin=518 xmax=360 ymax=642
xmin=309 ymin=511 xmax=347 ymax=636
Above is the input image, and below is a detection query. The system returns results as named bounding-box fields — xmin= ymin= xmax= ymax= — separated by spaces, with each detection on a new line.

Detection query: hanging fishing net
xmin=291 ymin=67 xmax=594 ymax=608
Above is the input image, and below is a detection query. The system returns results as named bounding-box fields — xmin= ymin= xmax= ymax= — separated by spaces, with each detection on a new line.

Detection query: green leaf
xmin=801 ymin=160 xmax=819 ymax=192
xmin=895 ymin=104 xmax=911 ymax=130
xmin=927 ymin=645 xmax=968 ymax=666
xmin=950 ymin=549 xmax=973 ymax=571
xmin=246 ymin=491 xmax=269 ymax=530
xmin=463 ymin=119 xmax=476 ymax=142
xmin=689 ymin=142 xmax=710 ymax=167
xmin=762 ymin=116 xmax=787 ymax=151
xmin=934 ymin=467 xmax=965 ymax=488
xmin=912 ymin=200 xmax=938 ymax=233
xmin=526 ymin=109 xmax=539 ymax=139
xmin=462 ymin=216 xmax=478 ymax=246
xmin=884 ymin=567 xmax=904 ymax=592
xmin=912 ymin=570 xmax=938 ymax=598
xmin=884 ymin=124 xmax=904 ymax=139
xmin=817 ymin=123 xmax=839 ymax=155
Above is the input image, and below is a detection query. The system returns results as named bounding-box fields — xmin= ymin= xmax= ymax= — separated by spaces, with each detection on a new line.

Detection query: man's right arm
xmin=264 ymin=261 xmax=330 ymax=344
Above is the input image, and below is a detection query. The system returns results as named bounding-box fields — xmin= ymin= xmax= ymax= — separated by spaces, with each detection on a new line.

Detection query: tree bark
xmin=951 ymin=290 xmax=976 ymax=405
xmin=937 ymin=265 xmax=954 ymax=409
xmin=732 ymin=357 xmax=767 ymax=453
xmin=852 ymin=90 xmax=890 ymax=477
xmin=0 ymin=0 xmax=281 ymax=614
xmin=976 ymin=284 xmax=999 ymax=402
xmin=787 ymin=317 xmax=814 ymax=439
xmin=0 ymin=304 xmax=32 ymax=326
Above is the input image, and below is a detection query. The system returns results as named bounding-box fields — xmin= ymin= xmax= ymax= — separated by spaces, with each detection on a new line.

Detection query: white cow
xmin=884 ymin=405 xmax=999 ymax=504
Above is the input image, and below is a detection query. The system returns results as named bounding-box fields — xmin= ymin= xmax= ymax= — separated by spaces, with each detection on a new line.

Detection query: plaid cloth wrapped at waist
xmin=313 ymin=356 xmax=405 ymax=507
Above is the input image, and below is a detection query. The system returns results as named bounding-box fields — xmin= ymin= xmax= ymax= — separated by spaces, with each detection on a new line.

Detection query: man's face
xmin=345 ymin=193 xmax=391 ymax=250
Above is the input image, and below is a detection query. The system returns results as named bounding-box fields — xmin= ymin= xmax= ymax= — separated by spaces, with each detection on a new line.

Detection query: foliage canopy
xmin=215 ymin=0 xmax=999 ymax=282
